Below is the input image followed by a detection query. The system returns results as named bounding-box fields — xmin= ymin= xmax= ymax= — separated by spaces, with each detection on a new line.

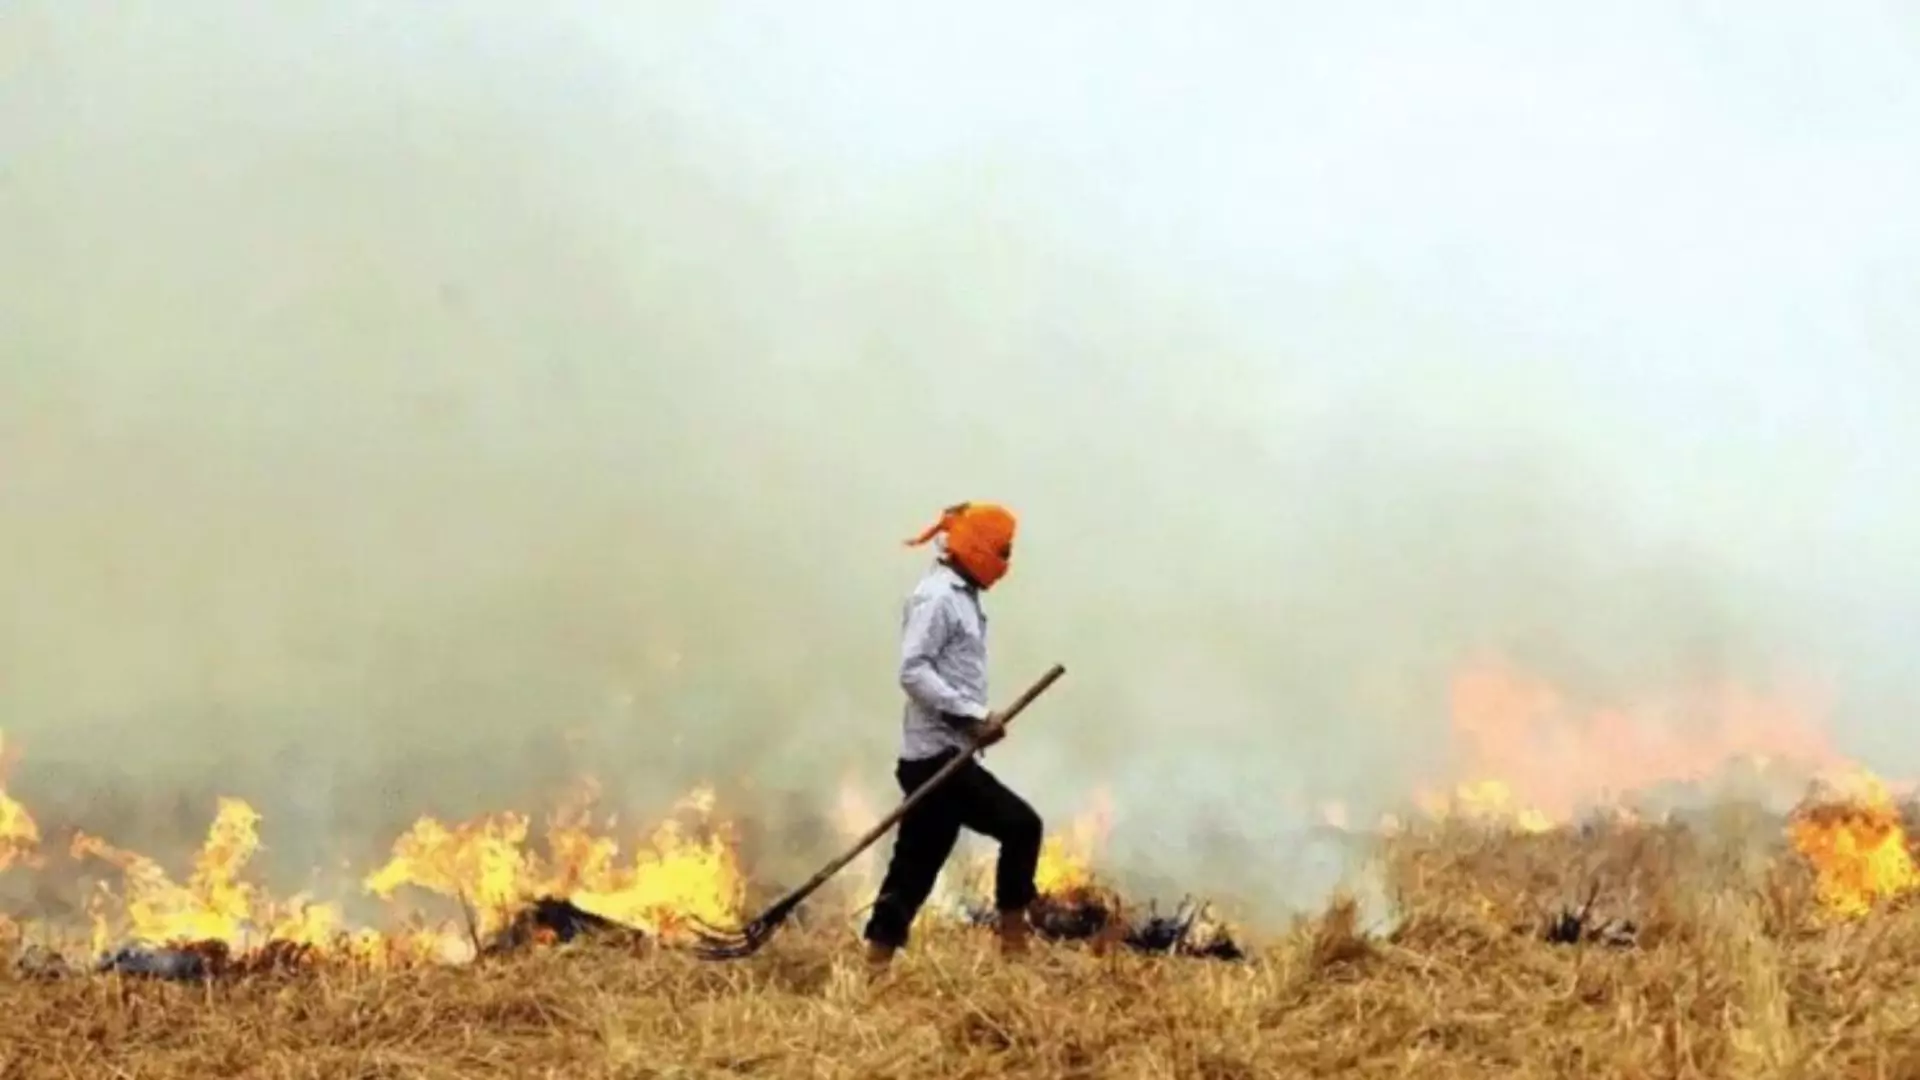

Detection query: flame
xmin=363 ymin=783 xmax=745 ymax=942
xmin=1 ymin=731 xmax=747 ymax=965
xmin=0 ymin=772 xmax=750 ymax=965
xmin=0 ymin=731 xmax=40 ymax=872
xmin=1420 ymin=658 xmax=1852 ymax=831
xmin=1417 ymin=780 xmax=1556 ymax=834
xmin=1034 ymin=788 xmax=1113 ymax=898
xmin=561 ymin=786 xmax=746 ymax=936
xmin=72 ymin=796 xmax=348 ymax=954
xmin=362 ymin=811 xmax=536 ymax=940
xmin=1787 ymin=770 xmax=1920 ymax=920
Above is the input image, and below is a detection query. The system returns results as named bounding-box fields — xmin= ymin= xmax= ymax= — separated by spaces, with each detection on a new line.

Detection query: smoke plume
xmin=4 ymin=3 xmax=1919 ymax=920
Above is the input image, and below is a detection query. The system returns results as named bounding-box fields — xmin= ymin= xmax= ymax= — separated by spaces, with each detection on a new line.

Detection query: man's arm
xmin=898 ymin=593 xmax=989 ymax=724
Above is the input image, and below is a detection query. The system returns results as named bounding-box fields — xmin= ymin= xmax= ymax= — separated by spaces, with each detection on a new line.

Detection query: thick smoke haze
xmin=3 ymin=4 xmax=1919 ymax=919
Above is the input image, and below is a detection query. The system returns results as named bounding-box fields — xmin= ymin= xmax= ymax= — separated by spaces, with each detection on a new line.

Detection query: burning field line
xmin=4 ymin=731 xmax=1920 ymax=976
xmin=0 ymin=739 xmax=1242 ymax=977
xmin=2 ymin=709 xmax=1269 ymax=979
xmin=2 ymin=661 xmax=1905 ymax=974
xmin=6 ymin=815 xmax=1920 ymax=1079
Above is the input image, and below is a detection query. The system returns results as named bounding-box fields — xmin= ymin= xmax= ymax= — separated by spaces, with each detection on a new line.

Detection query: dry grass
xmin=6 ymin=819 xmax=1920 ymax=1079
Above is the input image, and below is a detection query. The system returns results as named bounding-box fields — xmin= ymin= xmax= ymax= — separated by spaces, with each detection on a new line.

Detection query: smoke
xmin=4 ymin=3 xmax=1920 ymax=918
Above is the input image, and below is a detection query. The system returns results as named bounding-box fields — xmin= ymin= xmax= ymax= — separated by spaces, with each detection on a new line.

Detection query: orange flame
xmin=363 ymin=783 xmax=745 ymax=943
xmin=71 ymin=796 xmax=347 ymax=954
xmin=1787 ymin=770 xmax=1920 ymax=920
xmin=0 ymin=731 xmax=39 ymax=873
xmin=1420 ymin=659 xmax=1849 ymax=831
xmin=560 ymin=786 xmax=746 ymax=936
xmin=1034 ymin=788 xmax=1113 ymax=898
xmin=361 ymin=811 xmax=535 ymax=940
xmin=1416 ymin=779 xmax=1557 ymax=834
xmin=42 ymin=775 xmax=745 ymax=963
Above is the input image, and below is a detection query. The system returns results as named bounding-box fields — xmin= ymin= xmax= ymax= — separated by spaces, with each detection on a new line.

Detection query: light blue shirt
xmin=897 ymin=560 xmax=991 ymax=760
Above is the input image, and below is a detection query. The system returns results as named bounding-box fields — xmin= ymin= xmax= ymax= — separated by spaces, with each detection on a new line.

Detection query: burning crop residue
xmin=1033 ymin=788 xmax=1111 ymax=899
xmin=0 ymin=732 xmax=40 ymax=874
xmin=1787 ymin=771 xmax=1920 ymax=921
xmin=0 ymin=728 xmax=758 ymax=977
xmin=71 ymin=797 xmax=351 ymax=958
xmin=363 ymin=781 xmax=746 ymax=945
xmin=484 ymin=896 xmax=648 ymax=956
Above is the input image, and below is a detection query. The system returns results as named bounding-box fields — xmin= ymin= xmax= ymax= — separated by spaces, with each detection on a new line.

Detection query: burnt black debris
xmin=1125 ymin=902 xmax=1248 ymax=961
xmin=1541 ymin=907 xmax=1639 ymax=948
xmin=1538 ymin=878 xmax=1640 ymax=948
xmin=483 ymin=896 xmax=646 ymax=955
xmin=96 ymin=942 xmax=219 ymax=981
xmin=93 ymin=938 xmax=318 ymax=981
xmin=1031 ymin=890 xmax=1117 ymax=940
xmin=968 ymin=891 xmax=1247 ymax=961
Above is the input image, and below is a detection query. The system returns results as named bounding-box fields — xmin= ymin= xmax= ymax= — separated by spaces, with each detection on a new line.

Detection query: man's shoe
xmin=996 ymin=908 xmax=1033 ymax=957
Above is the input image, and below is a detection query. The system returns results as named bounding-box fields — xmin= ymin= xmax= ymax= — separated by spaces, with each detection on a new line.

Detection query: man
xmin=862 ymin=501 xmax=1043 ymax=968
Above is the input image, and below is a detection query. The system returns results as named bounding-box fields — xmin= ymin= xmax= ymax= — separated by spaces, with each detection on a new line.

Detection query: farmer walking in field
xmin=862 ymin=501 xmax=1044 ymax=969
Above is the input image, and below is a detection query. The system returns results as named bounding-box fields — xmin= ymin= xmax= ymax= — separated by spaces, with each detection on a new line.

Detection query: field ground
xmin=5 ymin=817 xmax=1918 ymax=1079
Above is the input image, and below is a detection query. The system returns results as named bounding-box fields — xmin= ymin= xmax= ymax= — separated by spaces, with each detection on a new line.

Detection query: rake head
xmin=685 ymin=916 xmax=774 ymax=960
xmin=685 ymin=895 xmax=802 ymax=961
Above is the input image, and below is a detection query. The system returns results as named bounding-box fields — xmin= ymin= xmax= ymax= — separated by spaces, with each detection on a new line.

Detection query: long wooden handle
xmin=767 ymin=663 xmax=1067 ymax=914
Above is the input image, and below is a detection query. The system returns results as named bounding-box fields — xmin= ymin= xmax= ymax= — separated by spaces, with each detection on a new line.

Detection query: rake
xmin=688 ymin=662 xmax=1067 ymax=960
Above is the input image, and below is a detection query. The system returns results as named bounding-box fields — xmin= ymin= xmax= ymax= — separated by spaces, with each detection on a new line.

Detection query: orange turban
xmin=905 ymin=502 xmax=1017 ymax=588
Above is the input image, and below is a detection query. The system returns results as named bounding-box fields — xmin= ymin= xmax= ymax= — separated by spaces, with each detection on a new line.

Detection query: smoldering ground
xmin=3 ymin=4 xmax=1919 ymax=925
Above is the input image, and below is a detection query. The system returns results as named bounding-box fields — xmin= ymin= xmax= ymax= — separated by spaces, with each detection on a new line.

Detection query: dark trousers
xmin=862 ymin=749 xmax=1043 ymax=949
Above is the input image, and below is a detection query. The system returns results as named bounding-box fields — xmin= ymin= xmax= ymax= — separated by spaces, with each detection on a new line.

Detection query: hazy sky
xmin=3 ymin=3 xmax=1918 ymax=912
